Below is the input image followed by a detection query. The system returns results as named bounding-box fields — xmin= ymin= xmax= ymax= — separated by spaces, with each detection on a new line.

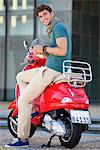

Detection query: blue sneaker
xmin=5 ymin=138 xmax=29 ymax=147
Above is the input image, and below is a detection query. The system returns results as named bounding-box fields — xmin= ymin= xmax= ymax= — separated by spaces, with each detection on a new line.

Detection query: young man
xmin=5 ymin=4 xmax=72 ymax=147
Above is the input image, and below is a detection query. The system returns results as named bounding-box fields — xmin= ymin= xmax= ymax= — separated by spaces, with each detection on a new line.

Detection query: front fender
xmin=8 ymin=100 xmax=16 ymax=109
xmin=11 ymin=108 xmax=18 ymax=117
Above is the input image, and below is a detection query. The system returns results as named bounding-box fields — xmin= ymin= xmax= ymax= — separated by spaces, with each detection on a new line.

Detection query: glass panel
xmin=6 ymin=0 xmax=34 ymax=100
xmin=72 ymin=0 xmax=100 ymax=103
xmin=80 ymin=36 xmax=90 ymax=58
xmin=72 ymin=11 xmax=80 ymax=33
xmin=90 ymin=37 xmax=99 ymax=58
xmin=81 ymin=0 xmax=91 ymax=14
xmin=36 ymin=0 xmax=49 ymax=43
xmin=90 ymin=15 xmax=99 ymax=37
xmin=90 ymin=0 xmax=99 ymax=15
xmin=80 ymin=14 xmax=91 ymax=35
xmin=72 ymin=34 xmax=80 ymax=57
xmin=36 ymin=0 xmax=72 ymax=44
xmin=73 ymin=0 xmax=81 ymax=11
xmin=0 ymin=0 xmax=5 ymax=100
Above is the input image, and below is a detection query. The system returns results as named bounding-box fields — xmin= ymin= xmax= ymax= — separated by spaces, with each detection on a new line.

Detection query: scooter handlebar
xmin=21 ymin=40 xmax=46 ymax=66
xmin=23 ymin=41 xmax=29 ymax=50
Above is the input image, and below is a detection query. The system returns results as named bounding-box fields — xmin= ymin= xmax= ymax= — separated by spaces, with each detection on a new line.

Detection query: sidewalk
xmin=0 ymin=101 xmax=10 ymax=127
xmin=0 ymin=101 xmax=100 ymax=132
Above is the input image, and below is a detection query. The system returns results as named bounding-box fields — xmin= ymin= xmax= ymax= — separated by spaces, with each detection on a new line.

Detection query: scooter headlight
xmin=61 ymin=97 xmax=73 ymax=103
xmin=85 ymin=99 xmax=89 ymax=105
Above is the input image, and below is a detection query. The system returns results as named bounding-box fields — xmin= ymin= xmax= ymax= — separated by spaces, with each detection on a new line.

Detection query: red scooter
xmin=8 ymin=40 xmax=92 ymax=149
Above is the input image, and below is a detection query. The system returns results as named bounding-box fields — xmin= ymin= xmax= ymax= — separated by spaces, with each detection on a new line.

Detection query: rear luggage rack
xmin=63 ymin=60 xmax=92 ymax=87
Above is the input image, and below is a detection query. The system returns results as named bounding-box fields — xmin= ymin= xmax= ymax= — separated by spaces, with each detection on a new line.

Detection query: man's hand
xmin=25 ymin=51 xmax=34 ymax=62
xmin=32 ymin=45 xmax=43 ymax=54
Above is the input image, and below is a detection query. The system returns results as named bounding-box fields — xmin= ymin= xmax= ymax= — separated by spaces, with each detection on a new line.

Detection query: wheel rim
xmin=10 ymin=116 xmax=18 ymax=135
xmin=61 ymin=117 xmax=73 ymax=142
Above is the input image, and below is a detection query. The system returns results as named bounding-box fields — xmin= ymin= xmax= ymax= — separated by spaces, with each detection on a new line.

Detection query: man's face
xmin=38 ymin=10 xmax=54 ymax=26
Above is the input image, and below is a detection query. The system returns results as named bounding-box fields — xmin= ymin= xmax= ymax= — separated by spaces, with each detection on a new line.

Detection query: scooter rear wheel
xmin=59 ymin=117 xmax=82 ymax=149
xmin=8 ymin=109 xmax=36 ymax=138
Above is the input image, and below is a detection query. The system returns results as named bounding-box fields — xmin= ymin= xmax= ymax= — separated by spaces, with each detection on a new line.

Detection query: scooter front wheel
xmin=8 ymin=109 xmax=36 ymax=138
xmin=59 ymin=117 xmax=82 ymax=149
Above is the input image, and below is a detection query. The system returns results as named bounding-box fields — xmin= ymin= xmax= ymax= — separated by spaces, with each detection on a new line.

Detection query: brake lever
xmin=20 ymin=59 xmax=35 ymax=65
xmin=20 ymin=61 xmax=28 ymax=65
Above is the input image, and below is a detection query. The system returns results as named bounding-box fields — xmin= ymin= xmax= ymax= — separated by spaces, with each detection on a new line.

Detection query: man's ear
xmin=51 ymin=11 xmax=55 ymax=18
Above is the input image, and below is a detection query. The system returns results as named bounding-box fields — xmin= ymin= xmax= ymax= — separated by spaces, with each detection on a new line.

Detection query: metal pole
xmin=33 ymin=0 xmax=37 ymax=39
xmin=4 ymin=0 xmax=8 ymax=100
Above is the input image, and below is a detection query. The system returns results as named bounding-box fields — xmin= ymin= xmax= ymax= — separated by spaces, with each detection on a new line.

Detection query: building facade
xmin=0 ymin=0 xmax=99 ymax=103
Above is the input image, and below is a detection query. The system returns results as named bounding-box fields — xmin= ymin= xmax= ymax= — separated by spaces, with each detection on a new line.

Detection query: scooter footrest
xmin=31 ymin=111 xmax=39 ymax=118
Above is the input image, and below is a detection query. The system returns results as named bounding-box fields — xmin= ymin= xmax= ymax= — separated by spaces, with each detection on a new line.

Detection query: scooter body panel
xmin=33 ymin=82 xmax=89 ymax=114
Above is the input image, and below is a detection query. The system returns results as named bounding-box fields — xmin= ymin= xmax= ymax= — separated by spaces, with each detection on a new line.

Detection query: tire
xmin=8 ymin=109 xmax=36 ymax=138
xmin=59 ymin=117 xmax=82 ymax=149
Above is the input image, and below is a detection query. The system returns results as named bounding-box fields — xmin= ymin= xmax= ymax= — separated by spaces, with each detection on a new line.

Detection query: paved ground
xmin=0 ymin=101 xmax=100 ymax=150
xmin=0 ymin=129 xmax=100 ymax=150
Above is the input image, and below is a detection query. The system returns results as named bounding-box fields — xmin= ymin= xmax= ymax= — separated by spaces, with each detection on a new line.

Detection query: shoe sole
xmin=5 ymin=145 xmax=30 ymax=148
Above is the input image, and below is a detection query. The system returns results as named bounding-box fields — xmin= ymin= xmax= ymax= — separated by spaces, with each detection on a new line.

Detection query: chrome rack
xmin=63 ymin=60 xmax=92 ymax=87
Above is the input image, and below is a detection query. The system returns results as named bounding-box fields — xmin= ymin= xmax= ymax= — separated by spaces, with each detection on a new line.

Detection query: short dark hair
xmin=35 ymin=4 xmax=52 ymax=16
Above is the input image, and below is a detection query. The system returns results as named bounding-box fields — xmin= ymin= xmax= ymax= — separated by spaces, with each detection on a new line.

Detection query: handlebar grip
xmin=28 ymin=60 xmax=34 ymax=64
xmin=23 ymin=41 xmax=29 ymax=50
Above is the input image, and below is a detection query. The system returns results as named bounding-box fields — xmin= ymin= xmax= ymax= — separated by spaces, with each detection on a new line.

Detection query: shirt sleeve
xmin=53 ymin=24 xmax=68 ymax=39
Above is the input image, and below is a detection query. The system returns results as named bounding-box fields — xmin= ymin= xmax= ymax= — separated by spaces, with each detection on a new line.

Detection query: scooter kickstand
xmin=41 ymin=134 xmax=56 ymax=148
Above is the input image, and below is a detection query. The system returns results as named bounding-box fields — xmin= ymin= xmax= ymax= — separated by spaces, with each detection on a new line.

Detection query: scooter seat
xmin=53 ymin=73 xmax=83 ymax=84
xmin=53 ymin=74 xmax=68 ymax=84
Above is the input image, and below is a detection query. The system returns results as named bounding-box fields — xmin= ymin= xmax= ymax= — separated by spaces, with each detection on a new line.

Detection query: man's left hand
xmin=32 ymin=45 xmax=43 ymax=54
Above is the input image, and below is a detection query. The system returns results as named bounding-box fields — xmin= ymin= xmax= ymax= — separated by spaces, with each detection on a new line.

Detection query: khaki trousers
xmin=16 ymin=66 xmax=61 ymax=139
